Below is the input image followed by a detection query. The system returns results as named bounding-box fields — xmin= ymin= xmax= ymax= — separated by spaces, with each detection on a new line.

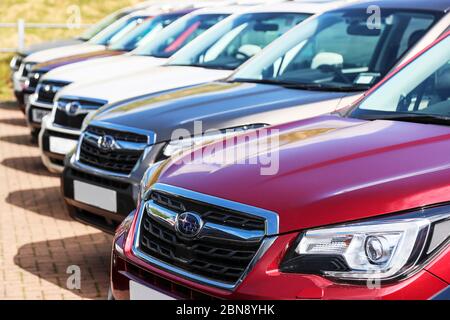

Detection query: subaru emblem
xmin=175 ymin=212 xmax=203 ymax=238
xmin=65 ymin=101 xmax=81 ymax=115
xmin=97 ymin=135 xmax=116 ymax=151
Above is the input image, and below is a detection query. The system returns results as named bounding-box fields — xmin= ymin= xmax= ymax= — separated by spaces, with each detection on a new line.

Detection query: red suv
xmin=110 ymin=32 xmax=450 ymax=300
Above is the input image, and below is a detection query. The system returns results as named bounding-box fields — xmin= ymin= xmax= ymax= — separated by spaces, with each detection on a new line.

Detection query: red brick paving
xmin=0 ymin=101 xmax=112 ymax=300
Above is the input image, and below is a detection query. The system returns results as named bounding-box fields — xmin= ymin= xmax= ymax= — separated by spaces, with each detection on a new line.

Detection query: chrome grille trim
xmin=133 ymin=183 xmax=279 ymax=291
xmin=73 ymin=121 xmax=156 ymax=178
xmin=145 ymin=200 xmax=265 ymax=242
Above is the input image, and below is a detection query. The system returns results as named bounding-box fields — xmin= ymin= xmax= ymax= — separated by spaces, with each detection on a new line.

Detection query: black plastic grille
xmin=151 ymin=191 xmax=266 ymax=231
xmin=54 ymin=108 xmax=87 ymax=129
xmin=21 ymin=62 xmax=35 ymax=78
xmin=79 ymin=141 xmax=143 ymax=174
xmin=139 ymin=209 xmax=262 ymax=284
xmin=54 ymin=99 xmax=105 ymax=129
xmin=78 ymin=126 xmax=148 ymax=175
xmin=36 ymin=81 xmax=69 ymax=104
xmin=27 ymin=72 xmax=43 ymax=91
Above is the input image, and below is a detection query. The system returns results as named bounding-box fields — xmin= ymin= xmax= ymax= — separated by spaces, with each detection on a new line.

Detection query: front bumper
xmin=111 ymin=232 xmax=449 ymax=300
xmin=26 ymin=95 xmax=53 ymax=130
xmin=62 ymin=166 xmax=139 ymax=233
xmin=61 ymin=136 xmax=165 ymax=233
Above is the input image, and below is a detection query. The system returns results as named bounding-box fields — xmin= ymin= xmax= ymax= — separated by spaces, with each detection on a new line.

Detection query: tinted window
xmin=169 ymin=12 xmax=310 ymax=70
xmin=232 ymin=10 xmax=437 ymax=91
xmin=352 ymin=37 xmax=450 ymax=117
xmin=133 ymin=13 xmax=229 ymax=58
xmin=89 ymin=15 xmax=147 ymax=46
xmin=108 ymin=13 xmax=185 ymax=51
xmin=79 ymin=10 xmax=129 ymax=41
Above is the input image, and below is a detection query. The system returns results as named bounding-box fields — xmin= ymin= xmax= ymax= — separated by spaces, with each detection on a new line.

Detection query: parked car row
xmin=9 ymin=0 xmax=450 ymax=300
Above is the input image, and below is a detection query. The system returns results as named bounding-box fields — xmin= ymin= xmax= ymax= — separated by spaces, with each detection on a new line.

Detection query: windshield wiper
xmin=231 ymin=78 xmax=370 ymax=92
xmin=170 ymin=63 xmax=234 ymax=70
xmin=362 ymin=113 xmax=450 ymax=125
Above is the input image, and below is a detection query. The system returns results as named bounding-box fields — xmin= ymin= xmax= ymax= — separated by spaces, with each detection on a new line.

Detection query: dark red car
xmin=110 ymin=32 xmax=450 ymax=300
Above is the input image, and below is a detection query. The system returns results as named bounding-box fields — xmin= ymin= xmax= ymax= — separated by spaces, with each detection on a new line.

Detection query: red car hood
xmin=158 ymin=115 xmax=450 ymax=235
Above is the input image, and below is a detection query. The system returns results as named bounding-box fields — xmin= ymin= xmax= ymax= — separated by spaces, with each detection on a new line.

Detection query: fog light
xmin=365 ymin=236 xmax=389 ymax=264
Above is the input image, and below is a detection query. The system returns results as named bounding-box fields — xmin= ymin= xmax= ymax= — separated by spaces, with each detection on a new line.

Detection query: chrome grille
xmin=78 ymin=125 xmax=150 ymax=175
xmin=133 ymin=184 xmax=278 ymax=289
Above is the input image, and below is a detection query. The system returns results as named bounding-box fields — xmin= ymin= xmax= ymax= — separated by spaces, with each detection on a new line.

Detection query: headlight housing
xmin=139 ymin=161 xmax=166 ymax=201
xmin=80 ymin=110 xmax=99 ymax=132
xmin=161 ymin=124 xmax=266 ymax=158
xmin=10 ymin=56 xmax=19 ymax=70
xmin=280 ymin=205 xmax=450 ymax=282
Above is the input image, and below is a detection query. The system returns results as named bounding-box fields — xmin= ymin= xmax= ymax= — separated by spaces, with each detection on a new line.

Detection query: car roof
xmin=238 ymin=1 xmax=357 ymax=14
xmin=187 ymin=5 xmax=259 ymax=15
xmin=338 ymin=0 xmax=450 ymax=13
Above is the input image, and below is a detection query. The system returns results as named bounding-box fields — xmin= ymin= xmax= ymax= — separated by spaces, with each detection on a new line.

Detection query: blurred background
xmin=0 ymin=0 xmax=148 ymax=101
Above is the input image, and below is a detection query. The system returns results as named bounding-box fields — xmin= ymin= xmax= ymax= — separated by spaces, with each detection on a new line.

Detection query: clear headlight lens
xmin=162 ymin=124 xmax=265 ymax=158
xmin=280 ymin=205 xmax=450 ymax=282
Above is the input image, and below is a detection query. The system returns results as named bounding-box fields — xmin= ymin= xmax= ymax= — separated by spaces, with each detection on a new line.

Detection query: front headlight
xmin=280 ymin=205 xmax=450 ymax=282
xmin=31 ymin=72 xmax=41 ymax=81
xmin=139 ymin=161 xmax=167 ymax=201
xmin=162 ymin=124 xmax=266 ymax=158
xmin=80 ymin=110 xmax=98 ymax=132
xmin=10 ymin=56 xmax=18 ymax=69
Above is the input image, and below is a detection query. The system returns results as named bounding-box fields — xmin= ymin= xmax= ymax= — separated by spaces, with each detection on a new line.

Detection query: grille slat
xmin=78 ymin=126 xmax=148 ymax=175
xmin=138 ymin=191 xmax=266 ymax=285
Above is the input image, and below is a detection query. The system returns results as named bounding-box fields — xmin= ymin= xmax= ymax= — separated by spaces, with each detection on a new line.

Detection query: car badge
xmin=175 ymin=212 xmax=203 ymax=238
xmin=97 ymin=135 xmax=116 ymax=152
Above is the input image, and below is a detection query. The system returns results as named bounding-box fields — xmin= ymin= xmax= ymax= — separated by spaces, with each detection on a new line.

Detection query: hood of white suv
xmin=24 ymin=43 xmax=106 ymax=64
xmin=56 ymin=65 xmax=232 ymax=103
xmin=42 ymin=55 xmax=167 ymax=84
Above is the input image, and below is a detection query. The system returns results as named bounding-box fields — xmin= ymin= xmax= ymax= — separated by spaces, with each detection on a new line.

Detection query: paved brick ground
xmin=0 ymin=101 xmax=112 ymax=300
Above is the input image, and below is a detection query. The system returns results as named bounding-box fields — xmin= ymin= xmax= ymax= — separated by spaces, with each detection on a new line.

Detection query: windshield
xmin=168 ymin=12 xmax=311 ymax=70
xmin=133 ymin=13 xmax=229 ymax=58
xmin=350 ymin=36 xmax=450 ymax=121
xmin=108 ymin=12 xmax=186 ymax=51
xmin=88 ymin=15 xmax=148 ymax=46
xmin=79 ymin=10 xmax=129 ymax=41
xmin=231 ymin=9 xmax=438 ymax=91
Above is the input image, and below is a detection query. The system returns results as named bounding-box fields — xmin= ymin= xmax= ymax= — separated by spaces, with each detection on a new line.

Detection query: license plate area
xmin=73 ymin=180 xmax=117 ymax=212
xmin=49 ymin=136 xmax=78 ymax=155
xmin=129 ymin=281 xmax=176 ymax=300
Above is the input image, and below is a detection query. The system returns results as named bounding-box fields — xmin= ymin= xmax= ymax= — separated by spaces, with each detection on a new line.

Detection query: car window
xmin=231 ymin=10 xmax=438 ymax=90
xmin=351 ymin=36 xmax=450 ymax=117
xmin=169 ymin=12 xmax=310 ymax=70
xmin=89 ymin=15 xmax=147 ymax=46
xmin=133 ymin=13 xmax=229 ymax=58
xmin=79 ymin=10 xmax=129 ymax=41
xmin=108 ymin=13 xmax=185 ymax=51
